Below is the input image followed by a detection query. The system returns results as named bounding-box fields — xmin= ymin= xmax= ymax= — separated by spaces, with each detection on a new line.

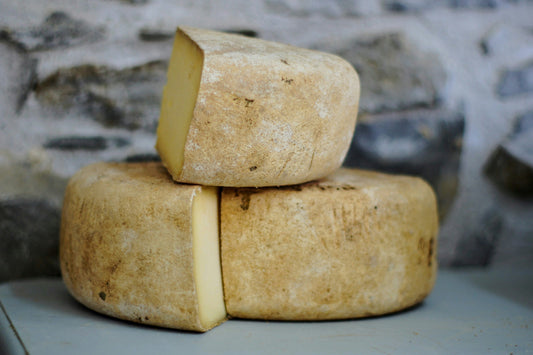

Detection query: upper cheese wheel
xmin=156 ymin=26 xmax=360 ymax=187
xmin=221 ymin=168 xmax=439 ymax=320
xmin=59 ymin=162 xmax=226 ymax=332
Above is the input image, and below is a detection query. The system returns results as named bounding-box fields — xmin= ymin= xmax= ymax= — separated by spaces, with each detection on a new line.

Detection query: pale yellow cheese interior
xmin=156 ymin=30 xmax=204 ymax=178
xmin=192 ymin=186 xmax=226 ymax=329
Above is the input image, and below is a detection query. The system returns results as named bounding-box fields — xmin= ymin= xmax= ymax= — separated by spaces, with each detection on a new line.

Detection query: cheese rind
xmin=221 ymin=168 xmax=439 ymax=320
xmin=59 ymin=162 xmax=226 ymax=332
xmin=156 ymin=26 xmax=360 ymax=187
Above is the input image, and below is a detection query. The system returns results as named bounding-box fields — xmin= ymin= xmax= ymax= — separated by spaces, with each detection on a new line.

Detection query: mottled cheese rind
xmin=221 ymin=168 xmax=438 ymax=320
xmin=156 ymin=26 xmax=360 ymax=187
xmin=60 ymin=162 xmax=226 ymax=332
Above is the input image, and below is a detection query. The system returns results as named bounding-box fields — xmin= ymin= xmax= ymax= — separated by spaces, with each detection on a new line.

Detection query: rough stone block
xmin=0 ymin=199 xmax=61 ymax=283
xmin=35 ymin=61 xmax=167 ymax=131
xmin=343 ymin=107 xmax=465 ymax=220
xmin=0 ymin=40 xmax=36 ymax=114
xmin=318 ymin=32 xmax=447 ymax=114
xmin=484 ymin=110 xmax=533 ymax=197
xmin=0 ymin=11 xmax=104 ymax=51
xmin=43 ymin=136 xmax=130 ymax=151
xmin=264 ymin=0 xmax=381 ymax=17
xmin=480 ymin=23 xmax=533 ymax=57
xmin=497 ymin=60 xmax=533 ymax=98
xmin=384 ymin=0 xmax=506 ymax=12
xmin=451 ymin=208 xmax=503 ymax=267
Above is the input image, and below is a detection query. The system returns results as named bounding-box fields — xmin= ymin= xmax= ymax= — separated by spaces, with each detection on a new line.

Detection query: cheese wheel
xmin=156 ymin=26 xmax=360 ymax=187
xmin=221 ymin=168 xmax=438 ymax=320
xmin=60 ymin=163 xmax=437 ymax=329
xmin=59 ymin=162 xmax=226 ymax=332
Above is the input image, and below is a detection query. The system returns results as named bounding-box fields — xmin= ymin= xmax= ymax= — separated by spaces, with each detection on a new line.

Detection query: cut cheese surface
xmin=192 ymin=186 xmax=226 ymax=328
xmin=221 ymin=168 xmax=439 ymax=320
xmin=156 ymin=30 xmax=203 ymax=178
xmin=156 ymin=26 xmax=360 ymax=187
xmin=59 ymin=162 xmax=226 ymax=332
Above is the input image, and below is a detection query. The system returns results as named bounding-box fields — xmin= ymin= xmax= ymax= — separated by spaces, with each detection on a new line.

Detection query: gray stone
xmin=138 ymin=27 xmax=259 ymax=42
xmin=319 ymin=33 xmax=447 ymax=114
xmin=0 ymin=40 xmax=37 ymax=115
xmin=446 ymin=0 xmax=500 ymax=8
xmin=497 ymin=60 xmax=533 ymax=98
xmin=124 ymin=153 xmax=161 ymax=163
xmin=343 ymin=107 xmax=465 ymax=220
xmin=265 ymin=0 xmax=379 ymax=17
xmin=0 ymin=11 xmax=104 ymax=51
xmin=35 ymin=60 xmax=168 ymax=131
xmin=479 ymin=24 xmax=533 ymax=56
xmin=138 ymin=28 xmax=174 ymax=42
xmin=484 ymin=110 xmax=533 ymax=197
xmin=383 ymin=0 xmax=505 ymax=11
xmin=0 ymin=198 xmax=61 ymax=283
xmin=118 ymin=0 xmax=149 ymax=4
xmin=43 ymin=136 xmax=131 ymax=151
xmin=451 ymin=208 xmax=503 ymax=267
xmin=382 ymin=0 xmax=435 ymax=12
xmin=222 ymin=29 xmax=259 ymax=38
xmin=0 ymin=155 xmax=69 ymax=208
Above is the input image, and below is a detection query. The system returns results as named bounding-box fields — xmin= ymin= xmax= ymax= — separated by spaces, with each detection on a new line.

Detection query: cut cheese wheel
xmin=156 ymin=26 xmax=360 ymax=187
xmin=221 ymin=168 xmax=439 ymax=320
xmin=60 ymin=163 xmax=438 ymax=329
xmin=59 ymin=162 xmax=226 ymax=332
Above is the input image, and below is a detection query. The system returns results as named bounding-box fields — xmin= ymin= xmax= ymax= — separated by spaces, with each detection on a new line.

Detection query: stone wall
xmin=1 ymin=0 xmax=532 ymax=282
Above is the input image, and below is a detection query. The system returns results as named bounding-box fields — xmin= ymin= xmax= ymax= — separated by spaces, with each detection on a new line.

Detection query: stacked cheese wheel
xmin=60 ymin=27 xmax=439 ymax=332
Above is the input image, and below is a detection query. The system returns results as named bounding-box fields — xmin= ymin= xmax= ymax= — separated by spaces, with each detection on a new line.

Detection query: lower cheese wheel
xmin=59 ymin=162 xmax=226 ymax=332
xmin=60 ymin=162 xmax=438 ymax=330
xmin=221 ymin=168 xmax=438 ymax=320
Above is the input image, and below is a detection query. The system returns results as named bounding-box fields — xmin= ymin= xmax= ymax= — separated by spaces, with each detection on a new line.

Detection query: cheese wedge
xmin=156 ymin=26 xmax=360 ymax=187
xmin=221 ymin=168 xmax=438 ymax=320
xmin=59 ymin=162 xmax=226 ymax=332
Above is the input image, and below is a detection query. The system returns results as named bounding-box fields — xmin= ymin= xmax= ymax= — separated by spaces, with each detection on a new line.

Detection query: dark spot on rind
xmin=240 ymin=194 xmax=251 ymax=211
xmin=300 ymin=181 xmax=358 ymax=191
xmin=99 ymin=291 xmax=106 ymax=301
xmin=275 ymin=185 xmax=302 ymax=192
xmin=235 ymin=189 xmax=261 ymax=210
xmin=428 ymin=237 xmax=435 ymax=267
xmin=249 ymin=166 xmax=257 ymax=171
xmin=232 ymin=96 xmax=255 ymax=108
xmin=281 ymin=59 xmax=289 ymax=65
xmin=110 ymin=259 xmax=122 ymax=273
xmin=282 ymin=77 xmax=294 ymax=84
xmin=418 ymin=238 xmax=426 ymax=252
